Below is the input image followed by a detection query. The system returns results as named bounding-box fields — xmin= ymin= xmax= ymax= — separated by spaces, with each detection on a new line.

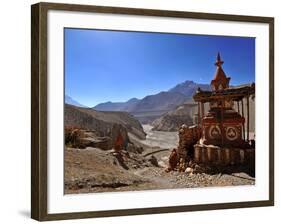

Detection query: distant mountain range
xmin=65 ymin=95 xmax=87 ymax=108
xmin=93 ymin=80 xmax=211 ymax=113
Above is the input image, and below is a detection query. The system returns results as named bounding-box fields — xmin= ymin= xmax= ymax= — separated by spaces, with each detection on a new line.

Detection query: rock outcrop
xmin=177 ymin=124 xmax=201 ymax=160
xmin=65 ymin=104 xmax=146 ymax=150
xmin=151 ymin=103 xmax=198 ymax=131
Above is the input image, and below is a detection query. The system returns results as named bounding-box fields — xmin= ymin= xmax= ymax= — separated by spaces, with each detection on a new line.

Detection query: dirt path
xmin=143 ymin=148 xmax=169 ymax=157
xmin=133 ymin=167 xmax=175 ymax=189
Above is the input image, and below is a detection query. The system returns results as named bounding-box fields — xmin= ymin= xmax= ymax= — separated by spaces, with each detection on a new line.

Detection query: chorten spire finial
xmin=215 ymin=52 xmax=224 ymax=67
xmin=211 ymin=52 xmax=230 ymax=91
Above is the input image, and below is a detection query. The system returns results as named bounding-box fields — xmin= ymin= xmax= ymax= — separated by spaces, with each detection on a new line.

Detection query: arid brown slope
xmin=152 ymin=103 xmax=198 ymax=131
xmin=65 ymin=104 xmax=146 ymax=140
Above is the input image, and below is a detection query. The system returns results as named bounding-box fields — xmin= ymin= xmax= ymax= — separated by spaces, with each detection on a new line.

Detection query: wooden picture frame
xmin=31 ymin=2 xmax=274 ymax=221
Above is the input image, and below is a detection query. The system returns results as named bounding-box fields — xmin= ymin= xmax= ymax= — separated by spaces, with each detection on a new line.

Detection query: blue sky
xmin=65 ymin=28 xmax=255 ymax=107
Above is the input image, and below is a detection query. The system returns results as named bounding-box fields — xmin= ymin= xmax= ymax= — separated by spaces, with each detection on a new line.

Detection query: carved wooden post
xmin=194 ymin=145 xmax=201 ymax=163
xmin=217 ymin=148 xmax=221 ymax=164
xmin=247 ymin=95 xmax=250 ymax=142
xmin=197 ymin=102 xmax=201 ymax=128
xmin=240 ymin=149 xmax=245 ymax=164
xmin=237 ymin=100 xmax=240 ymax=114
xmin=241 ymin=98 xmax=245 ymax=141
xmin=202 ymin=102 xmax=205 ymax=117
xmin=220 ymin=100 xmax=224 ymax=146
xmin=207 ymin=146 xmax=212 ymax=163
xmin=201 ymin=102 xmax=204 ymax=127
xmin=225 ymin=148 xmax=230 ymax=165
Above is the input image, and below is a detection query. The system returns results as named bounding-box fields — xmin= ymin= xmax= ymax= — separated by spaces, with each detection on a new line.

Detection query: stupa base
xmin=193 ymin=144 xmax=255 ymax=166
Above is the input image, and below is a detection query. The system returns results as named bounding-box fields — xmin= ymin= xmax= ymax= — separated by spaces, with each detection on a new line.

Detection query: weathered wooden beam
xmin=194 ymin=93 xmax=251 ymax=102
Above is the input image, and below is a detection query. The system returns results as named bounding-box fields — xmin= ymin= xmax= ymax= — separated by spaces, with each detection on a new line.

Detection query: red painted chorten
xmin=193 ymin=53 xmax=254 ymax=147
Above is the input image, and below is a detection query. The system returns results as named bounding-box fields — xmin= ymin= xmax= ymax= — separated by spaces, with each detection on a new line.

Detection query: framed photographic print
xmin=31 ymin=2 xmax=274 ymax=221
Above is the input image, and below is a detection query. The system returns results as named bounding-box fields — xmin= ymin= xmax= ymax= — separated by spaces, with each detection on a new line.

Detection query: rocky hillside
xmin=151 ymin=103 xmax=198 ymax=131
xmin=65 ymin=104 xmax=146 ymax=142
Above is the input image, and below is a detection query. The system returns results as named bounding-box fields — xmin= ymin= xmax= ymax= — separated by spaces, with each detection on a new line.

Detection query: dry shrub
xmin=65 ymin=126 xmax=85 ymax=148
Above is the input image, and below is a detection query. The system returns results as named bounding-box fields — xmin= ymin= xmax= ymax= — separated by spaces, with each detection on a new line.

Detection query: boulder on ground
xmin=185 ymin=167 xmax=193 ymax=173
xmin=148 ymin=155 xmax=159 ymax=167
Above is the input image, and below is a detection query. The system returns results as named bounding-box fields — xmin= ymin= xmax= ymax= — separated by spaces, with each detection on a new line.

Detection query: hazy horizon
xmin=65 ymin=28 xmax=255 ymax=107
xmin=66 ymin=79 xmax=207 ymax=107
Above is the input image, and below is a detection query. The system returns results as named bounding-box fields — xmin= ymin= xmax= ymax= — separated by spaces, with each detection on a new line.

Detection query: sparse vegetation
xmin=65 ymin=126 xmax=85 ymax=148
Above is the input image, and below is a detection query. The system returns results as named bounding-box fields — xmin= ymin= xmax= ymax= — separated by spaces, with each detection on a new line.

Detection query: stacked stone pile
xmin=177 ymin=124 xmax=200 ymax=160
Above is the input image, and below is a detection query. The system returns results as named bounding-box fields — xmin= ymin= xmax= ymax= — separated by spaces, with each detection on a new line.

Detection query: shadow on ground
xmin=18 ymin=210 xmax=30 ymax=218
xmin=196 ymin=163 xmax=255 ymax=178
